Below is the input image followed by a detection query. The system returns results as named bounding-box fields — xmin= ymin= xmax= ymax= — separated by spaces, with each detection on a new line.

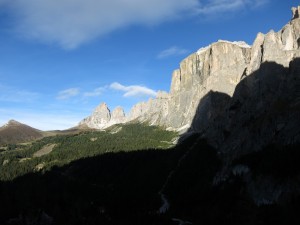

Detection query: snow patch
xmin=196 ymin=45 xmax=211 ymax=55
xmin=196 ymin=40 xmax=251 ymax=55
xmin=217 ymin=40 xmax=251 ymax=48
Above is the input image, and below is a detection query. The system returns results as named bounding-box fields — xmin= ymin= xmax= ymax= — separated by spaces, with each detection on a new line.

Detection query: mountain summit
xmin=80 ymin=103 xmax=126 ymax=129
xmin=0 ymin=120 xmax=43 ymax=145
xmin=1 ymin=119 xmax=22 ymax=127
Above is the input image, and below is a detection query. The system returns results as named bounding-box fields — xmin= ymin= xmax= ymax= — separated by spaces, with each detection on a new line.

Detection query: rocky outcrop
xmin=80 ymin=103 xmax=125 ymax=129
xmin=80 ymin=103 xmax=111 ymax=129
xmin=111 ymin=106 xmax=126 ymax=124
xmin=81 ymin=6 xmax=300 ymax=139
xmin=292 ymin=6 xmax=300 ymax=19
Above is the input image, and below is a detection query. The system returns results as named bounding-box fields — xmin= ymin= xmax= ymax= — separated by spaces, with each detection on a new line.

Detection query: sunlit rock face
xmin=79 ymin=103 xmax=110 ymax=129
xmin=81 ymin=6 xmax=300 ymax=143
xmin=127 ymin=6 xmax=300 ymax=134
xmin=110 ymin=106 xmax=126 ymax=124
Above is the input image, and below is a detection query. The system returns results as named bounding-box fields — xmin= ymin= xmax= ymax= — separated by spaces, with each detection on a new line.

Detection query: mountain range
xmin=80 ymin=5 xmax=300 ymax=136
xmin=0 ymin=5 xmax=300 ymax=225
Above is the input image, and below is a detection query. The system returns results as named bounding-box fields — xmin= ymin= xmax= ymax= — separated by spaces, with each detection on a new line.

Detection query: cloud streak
xmin=3 ymin=0 xmax=198 ymax=49
xmin=157 ymin=46 xmax=189 ymax=59
xmin=196 ymin=0 xmax=269 ymax=15
xmin=0 ymin=84 xmax=39 ymax=103
xmin=57 ymin=88 xmax=80 ymax=100
xmin=110 ymin=82 xmax=157 ymax=98
xmin=0 ymin=0 xmax=268 ymax=49
xmin=83 ymin=87 xmax=105 ymax=97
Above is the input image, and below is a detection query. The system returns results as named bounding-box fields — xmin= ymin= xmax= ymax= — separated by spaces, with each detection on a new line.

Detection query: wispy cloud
xmin=57 ymin=88 xmax=80 ymax=100
xmin=0 ymin=84 xmax=39 ymax=103
xmin=157 ymin=46 xmax=189 ymax=59
xmin=196 ymin=0 xmax=269 ymax=15
xmin=0 ymin=0 xmax=269 ymax=49
xmin=110 ymin=82 xmax=157 ymax=98
xmin=1 ymin=0 xmax=199 ymax=49
xmin=83 ymin=87 xmax=105 ymax=97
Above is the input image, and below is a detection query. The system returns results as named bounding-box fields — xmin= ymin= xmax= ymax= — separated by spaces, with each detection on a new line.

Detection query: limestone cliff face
xmin=124 ymin=40 xmax=251 ymax=131
xmin=128 ymin=6 xmax=300 ymax=132
xmin=189 ymin=6 xmax=300 ymax=160
xmin=80 ymin=6 xmax=300 ymax=139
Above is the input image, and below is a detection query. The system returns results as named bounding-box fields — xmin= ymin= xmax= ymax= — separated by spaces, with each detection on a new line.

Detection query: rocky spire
xmin=292 ymin=6 xmax=300 ymax=19
xmin=111 ymin=106 xmax=126 ymax=124
xmin=79 ymin=103 xmax=127 ymax=129
xmin=79 ymin=102 xmax=111 ymax=129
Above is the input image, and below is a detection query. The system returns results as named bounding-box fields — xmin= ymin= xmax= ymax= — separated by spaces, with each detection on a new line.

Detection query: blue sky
xmin=0 ymin=0 xmax=298 ymax=130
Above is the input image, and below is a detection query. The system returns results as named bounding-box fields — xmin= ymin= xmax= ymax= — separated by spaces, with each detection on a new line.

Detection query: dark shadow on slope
xmin=180 ymin=58 xmax=300 ymax=156
xmin=0 ymin=134 xmax=200 ymax=225
xmin=164 ymin=58 xmax=300 ymax=224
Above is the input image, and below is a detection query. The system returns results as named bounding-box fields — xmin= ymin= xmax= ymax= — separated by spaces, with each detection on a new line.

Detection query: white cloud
xmin=84 ymin=87 xmax=105 ymax=97
xmin=110 ymin=82 xmax=157 ymax=98
xmin=157 ymin=46 xmax=189 ymax=59
xmin=0 ymin=0 xmax=269 ymax=49
xmin=196 ymin=0 xmax=269 ymax=15
xmin=57 ymin=88 xmax=80 ymax=100
xmin=251 ymin=0 xmax=269 ymax=8
xmin=3 ymin=0 xmax=199 ymax=49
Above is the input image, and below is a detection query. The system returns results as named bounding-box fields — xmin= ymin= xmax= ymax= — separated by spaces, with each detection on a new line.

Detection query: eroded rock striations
xmin=80 ymin=6 xmax=300 ymax=143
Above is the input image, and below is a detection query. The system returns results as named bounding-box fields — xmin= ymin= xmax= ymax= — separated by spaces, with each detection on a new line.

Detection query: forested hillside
xmin=0 ymin=123 xmax=176 ymax=181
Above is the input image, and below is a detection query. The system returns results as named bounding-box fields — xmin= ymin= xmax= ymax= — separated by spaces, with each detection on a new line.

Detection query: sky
xmin=0 ymin=0 xmax=298 ymax=130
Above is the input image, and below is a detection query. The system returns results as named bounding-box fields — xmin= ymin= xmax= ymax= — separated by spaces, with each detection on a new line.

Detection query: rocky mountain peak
xmin=292 ymin=6 xmax=300 ymax=19
xmin=7 ymin=119 xmax=21 ymax=125
xmin=79 ymin=104 xmax=127 ymax=129
xmin=79 ymin=102 xmax=111 ymax=129
xmin=1 ymin=119 xmax=22 ymax=128
xmin=94 ymin=102 xmax=110 ymax=112
xmin=111 ymin=107 xmax=126 ymax=124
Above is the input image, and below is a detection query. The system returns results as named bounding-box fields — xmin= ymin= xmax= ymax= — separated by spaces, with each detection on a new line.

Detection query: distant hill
xmin=0 ymin=120 xmax=43 ymax=145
